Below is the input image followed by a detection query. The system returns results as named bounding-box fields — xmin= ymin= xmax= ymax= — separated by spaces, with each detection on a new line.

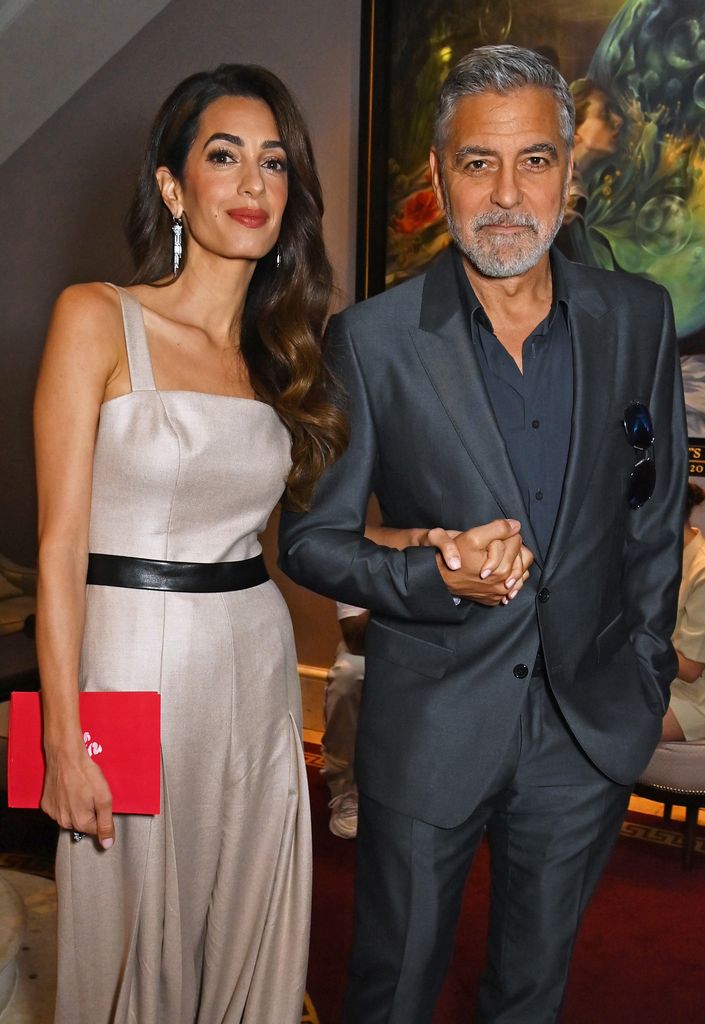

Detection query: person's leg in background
xmin=322 ymin=605 xmax=368 ymax=838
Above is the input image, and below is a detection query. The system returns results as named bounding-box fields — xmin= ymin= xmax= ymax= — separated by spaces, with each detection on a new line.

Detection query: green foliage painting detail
xmin=585 ymin=0 xmax=705 ymax=338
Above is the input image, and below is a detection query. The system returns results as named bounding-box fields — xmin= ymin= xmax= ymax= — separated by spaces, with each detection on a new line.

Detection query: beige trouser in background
xmin=322 ymin=643 xmax=365 ymax=798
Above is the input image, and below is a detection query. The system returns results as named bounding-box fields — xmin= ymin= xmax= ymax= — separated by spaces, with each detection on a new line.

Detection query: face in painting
xmin=160 ymin=94 xmax=289 ymax=265
xmin=576 ymin=88 xmax=623 ymax=159
xmin=430 ymin=86 xmax=572 ymax=279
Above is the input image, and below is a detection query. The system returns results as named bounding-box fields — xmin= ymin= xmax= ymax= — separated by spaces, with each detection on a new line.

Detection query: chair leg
xmin=663 ymin=802 xmax=673 ymax=821
xmin=682 ymin=806 xmax=698 ymax=870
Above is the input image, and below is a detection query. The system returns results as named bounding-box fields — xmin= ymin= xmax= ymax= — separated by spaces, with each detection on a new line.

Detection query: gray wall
xmin=0 ymin=0 xmax=172 ymax=164
xmin=0 ymin=0 xmax=361 ymax=666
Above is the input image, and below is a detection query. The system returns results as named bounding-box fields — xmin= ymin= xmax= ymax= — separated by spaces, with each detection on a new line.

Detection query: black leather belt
xmin=87 ymin=553 xmax=269 ymax=593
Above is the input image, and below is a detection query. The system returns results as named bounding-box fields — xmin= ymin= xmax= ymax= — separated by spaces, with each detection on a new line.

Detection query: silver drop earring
xmin=275 ymin=245 xmax=282 ymax=269
xmin=172 ymin=216 xmax=183 ymax=276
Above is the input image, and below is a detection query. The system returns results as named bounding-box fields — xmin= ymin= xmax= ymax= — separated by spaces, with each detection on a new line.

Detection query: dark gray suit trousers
xmin=342 ymin=674 xmax=630 ymax=1024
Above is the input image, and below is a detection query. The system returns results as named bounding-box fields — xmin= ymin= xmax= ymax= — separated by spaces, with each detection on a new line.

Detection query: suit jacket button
xmin=538 ymin=588 xmax=550 ymax=603
xmin=513 ymin=664 xmax=529 ymax=679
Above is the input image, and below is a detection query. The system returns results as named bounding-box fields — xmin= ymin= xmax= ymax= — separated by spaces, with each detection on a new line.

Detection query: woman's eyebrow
xmin=202 ymin=132 xmax=284 ymax=150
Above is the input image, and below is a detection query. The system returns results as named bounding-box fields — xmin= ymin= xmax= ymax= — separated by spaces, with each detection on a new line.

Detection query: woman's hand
xmin=364 ymin=520 xmax=534 ymax=605
xmin=478 ymin=539 xmax=532 ymax=604
xmin=419 ymin=524 xmax=532 ymax=604
xmin=41 ymin=732 xmax=115 ymax=849
xmin=432 ymin=520 xmax=535 ymax=606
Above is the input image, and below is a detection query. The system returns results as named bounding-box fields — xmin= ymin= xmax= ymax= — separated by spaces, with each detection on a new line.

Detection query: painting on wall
xmin=357 ymin=0 xmax=705 ymax=441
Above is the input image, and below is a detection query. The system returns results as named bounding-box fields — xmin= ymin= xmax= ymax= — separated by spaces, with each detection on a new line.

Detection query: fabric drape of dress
xmin=53 ymin=286 xmax=311 ymax=1024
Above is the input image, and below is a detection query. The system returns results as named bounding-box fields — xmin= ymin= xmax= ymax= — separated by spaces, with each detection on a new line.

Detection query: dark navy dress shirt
xmin=453 ymin=247 xmax=574 ymax=560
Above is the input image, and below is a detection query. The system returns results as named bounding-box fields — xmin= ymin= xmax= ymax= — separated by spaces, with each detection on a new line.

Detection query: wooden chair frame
xmin=632 ymin=781 xmax=705 ymax=869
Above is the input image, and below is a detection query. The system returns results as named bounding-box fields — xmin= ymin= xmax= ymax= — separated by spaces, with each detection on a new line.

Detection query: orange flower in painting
xmin=392 ymin=189 xmax=441 ymax=234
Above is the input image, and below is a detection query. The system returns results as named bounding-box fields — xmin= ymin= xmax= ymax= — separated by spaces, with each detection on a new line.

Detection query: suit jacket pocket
xmin=595 ymin=611 xmax=668 ymax=714
xmin=366 ymin=619 xmax=454 ymax=679
xmin=595 ymin=612 xmax=628 ymax=664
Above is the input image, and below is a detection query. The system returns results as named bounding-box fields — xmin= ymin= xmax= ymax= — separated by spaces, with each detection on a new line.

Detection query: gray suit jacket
xmin=279 ymin=247 xmax=687 ymax=827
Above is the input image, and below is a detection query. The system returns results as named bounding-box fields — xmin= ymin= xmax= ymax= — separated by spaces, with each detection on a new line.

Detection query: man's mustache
xmin=472 ymin=212 xmax=540 ymax=232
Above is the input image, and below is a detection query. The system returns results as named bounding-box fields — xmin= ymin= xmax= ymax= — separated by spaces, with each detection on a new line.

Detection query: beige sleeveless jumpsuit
xmin=53 ymin=286 xmax=311 ymax=1023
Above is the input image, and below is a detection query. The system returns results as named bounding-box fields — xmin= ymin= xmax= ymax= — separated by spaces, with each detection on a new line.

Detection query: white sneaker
xmin=328 ymin=791 xmax=358 ymax=839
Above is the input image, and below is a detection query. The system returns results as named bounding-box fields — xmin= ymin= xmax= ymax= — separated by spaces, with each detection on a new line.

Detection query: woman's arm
xmin=339 ymin=610 xmax=370 ymax=656
xmin=672 ymin=560 xmax=705 ymax=684
xmin=34 ymin=284 xmax=125 ymax=849
xmin=364 ymin=524 xmax=463 ymax=570
xmin=363 ymin=525 xmax=430 ymax=549
xmin=675 ymin=649 xmax=705 ymax=683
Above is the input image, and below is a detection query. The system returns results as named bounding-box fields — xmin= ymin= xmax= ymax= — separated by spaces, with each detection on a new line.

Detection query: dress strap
xmin=106 ymin=284 xmax=156 ymax=392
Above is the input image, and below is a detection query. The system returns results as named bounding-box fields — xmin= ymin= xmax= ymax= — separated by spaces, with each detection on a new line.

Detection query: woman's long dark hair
xmin=126 ymin=64 xmax=347 ymax=510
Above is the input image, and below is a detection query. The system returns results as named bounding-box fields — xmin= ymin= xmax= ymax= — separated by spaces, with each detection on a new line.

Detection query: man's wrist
xmin=435 ymin=551 xmax=463 ymax=605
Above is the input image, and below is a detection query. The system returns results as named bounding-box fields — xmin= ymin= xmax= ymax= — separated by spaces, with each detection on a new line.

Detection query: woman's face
xmin=575 ymin=89 xmax=623 ymax=159
xmin=173 ymin=94 xmax=289 ymax=265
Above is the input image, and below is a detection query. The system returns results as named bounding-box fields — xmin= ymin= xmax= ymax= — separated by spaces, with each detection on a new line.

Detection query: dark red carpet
xmin=305 ymin=749 xmax=703 ymax=1024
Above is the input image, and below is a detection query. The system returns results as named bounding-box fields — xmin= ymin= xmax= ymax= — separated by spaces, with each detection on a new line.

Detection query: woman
xmin=34 ymin=64 xmax=346 ymax=1023
xmin=662 ymin=481 xmax=705 ymax=741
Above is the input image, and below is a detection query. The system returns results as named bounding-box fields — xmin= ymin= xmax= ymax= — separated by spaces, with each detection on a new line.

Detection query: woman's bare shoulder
xmin=39 ymin=283 xmax=130 ymax=398
xmin=51 ymin=281 xmax=123 ymax=330
xmin=46 ymin=282 xmax=127 ymax=361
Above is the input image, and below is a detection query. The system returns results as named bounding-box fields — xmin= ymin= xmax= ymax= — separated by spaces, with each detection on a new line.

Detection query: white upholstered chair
xmin=634 ymin=740 xmax=705 ymax=869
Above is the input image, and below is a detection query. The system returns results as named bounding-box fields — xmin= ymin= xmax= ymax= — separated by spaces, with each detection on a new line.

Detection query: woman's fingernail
xmin=506 ymin=578 xmax=516 ymax=589
xmin=509 ymin=589 xmax=518 ymax=600
xmin=501 ymin=596 xmax=508 ymax=605
xmin=448 ymin=557 xmax=461 ymax=570
xmin=101 ymin=838 xmax=114 ymax=850
xmin=480 ymin=568 xmax=491 ymax=579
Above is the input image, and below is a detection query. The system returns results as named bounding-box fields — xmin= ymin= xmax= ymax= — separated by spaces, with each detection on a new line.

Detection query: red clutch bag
xmin=7 ymin=691 xmax=161 ymax=814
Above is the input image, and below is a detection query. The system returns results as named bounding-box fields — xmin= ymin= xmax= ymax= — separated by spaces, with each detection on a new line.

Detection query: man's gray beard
xmin=442 ymin=178 xmax=568 ymax=279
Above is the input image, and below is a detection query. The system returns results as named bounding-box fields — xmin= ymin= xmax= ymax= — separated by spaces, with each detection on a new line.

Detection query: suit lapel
xmin=543 ymin=255 xmax=616 ymax=576
xmin=410 ymin=249 xmax=542 ymax=563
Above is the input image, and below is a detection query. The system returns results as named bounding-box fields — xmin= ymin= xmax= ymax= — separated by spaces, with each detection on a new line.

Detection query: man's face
xmin=430 ymin=86 xmax=572 ymax=279
xmin=576 ymin=88 xmax=623 ymax=158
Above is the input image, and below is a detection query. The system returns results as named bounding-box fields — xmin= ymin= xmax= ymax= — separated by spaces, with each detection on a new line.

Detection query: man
xmin=280 ymin=45 xmax=686 ymax=1023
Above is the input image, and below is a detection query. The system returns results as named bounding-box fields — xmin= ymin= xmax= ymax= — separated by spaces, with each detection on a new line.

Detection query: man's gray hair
xmin=433 ymin=44 xmax=575 ymax=153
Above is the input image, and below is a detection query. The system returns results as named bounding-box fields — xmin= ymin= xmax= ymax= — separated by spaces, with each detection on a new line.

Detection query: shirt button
xmin=535 ymin=490 xmax=543 ymax=501
xmin=531 ymin=419 xmax=540 ymax=429
xmin=538 ymin=587 xmax=550 ymax=603
xmin=513 ymin=664 xmax=529 ymax=679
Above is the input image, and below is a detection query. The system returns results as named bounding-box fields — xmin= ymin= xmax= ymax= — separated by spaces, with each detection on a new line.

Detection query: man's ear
xmin=429 ymin=148 xmax=446 ymax=215
xmin=155 ymin=166 xmax=182 ymax=218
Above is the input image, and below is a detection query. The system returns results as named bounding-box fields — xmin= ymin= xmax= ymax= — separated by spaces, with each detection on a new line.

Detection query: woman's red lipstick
xmin=226 ymin=207 xmax=268 ymax=227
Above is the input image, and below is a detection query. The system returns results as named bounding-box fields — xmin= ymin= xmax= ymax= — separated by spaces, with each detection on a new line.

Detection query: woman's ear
xmin=155 ymin=166 xmax=182 ymax=218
